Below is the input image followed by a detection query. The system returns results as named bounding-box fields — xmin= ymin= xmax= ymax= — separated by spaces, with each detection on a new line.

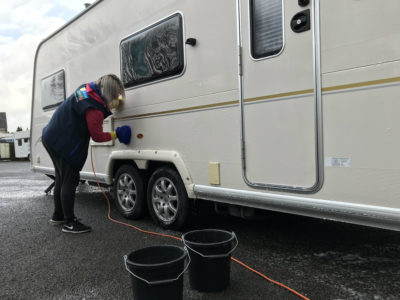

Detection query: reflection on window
xmin=120 ymin=13 xmax=184 ymax=88
xmin=41 ymin=70 xmax=65 ymax=110
xmin=250 ymin=0 xmax=283 ymax=58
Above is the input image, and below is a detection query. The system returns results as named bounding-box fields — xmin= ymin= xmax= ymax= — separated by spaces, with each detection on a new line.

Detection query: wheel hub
xmin=117 ymin=173 xmax=136 ymax=212
xmin=152 ymin=177 xmax=178 ymax=223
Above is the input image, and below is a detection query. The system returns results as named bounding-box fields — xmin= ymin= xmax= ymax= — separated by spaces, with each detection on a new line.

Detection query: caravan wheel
xmin=147 ymin=167 xmax=189 ymax=230
xmin=113 ymin=164 xmax=145 ymax=219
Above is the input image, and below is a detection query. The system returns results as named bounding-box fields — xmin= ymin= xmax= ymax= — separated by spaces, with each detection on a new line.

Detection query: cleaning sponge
xmin=116 ymin=125 xmax=131 ymax=145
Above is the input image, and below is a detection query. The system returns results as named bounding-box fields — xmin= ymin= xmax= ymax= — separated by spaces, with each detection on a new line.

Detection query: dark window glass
xmin=18 ymin=139 xmax=22 ymax=146
xmin=120 ymin=14 xmax=184 ymax=88
xmin=250 ymin=0 xmax=283 ymax=58
xmin=24 ymin=138 xmax=28 ymax=143
xmin=41 ymin=70 xmax=65 ymax=110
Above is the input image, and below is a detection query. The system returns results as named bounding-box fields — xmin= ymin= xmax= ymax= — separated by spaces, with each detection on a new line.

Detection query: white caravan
xmin=31 ymin=0 xmax=400 ymax=231
xmin=14 ymin=130 xmax=30 ymax=160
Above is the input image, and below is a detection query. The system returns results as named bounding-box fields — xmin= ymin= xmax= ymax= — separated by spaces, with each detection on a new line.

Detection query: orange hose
xmin=231 ymin=257 xmax=310 ymax=300
xmin=90 ymin=146 xmax=310 ymax=300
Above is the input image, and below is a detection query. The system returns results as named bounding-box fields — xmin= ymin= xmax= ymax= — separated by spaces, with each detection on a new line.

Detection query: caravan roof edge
xmin=39 ymin=0 xmax=104 ymax=46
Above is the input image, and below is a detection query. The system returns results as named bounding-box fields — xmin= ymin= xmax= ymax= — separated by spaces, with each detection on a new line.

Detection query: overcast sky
xmin=0 ymin=0 xmax=92 ymax=133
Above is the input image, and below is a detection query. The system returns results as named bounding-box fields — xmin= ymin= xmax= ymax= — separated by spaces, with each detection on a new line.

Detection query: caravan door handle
xmin=290 ymin=9 xmax=311 ymax=33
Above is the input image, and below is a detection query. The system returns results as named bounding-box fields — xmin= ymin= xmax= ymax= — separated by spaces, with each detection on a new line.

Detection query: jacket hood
xmin=86 ymin=82 xmax=107 ymax=108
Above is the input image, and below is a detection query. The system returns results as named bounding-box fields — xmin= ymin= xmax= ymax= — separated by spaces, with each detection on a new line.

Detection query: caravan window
xmin=250 ymin=0 xmax=284 ymax=59
xmin=120 ymin=13 xmax=184 ymax=88
xmin=18 ymin=139 xmax=22 ymax=146
xmin=41 ymin=70 xmax=65 ymax=110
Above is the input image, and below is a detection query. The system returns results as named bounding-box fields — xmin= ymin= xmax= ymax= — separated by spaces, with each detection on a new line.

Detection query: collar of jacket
xmin=86 ymin=82 xmax=108 ymax=109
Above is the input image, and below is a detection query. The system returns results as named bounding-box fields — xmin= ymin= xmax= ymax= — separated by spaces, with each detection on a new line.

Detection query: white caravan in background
xmin=14 ymin=130 xmax=30 ymax=160
xmin=31 ymin=0 xmax=400 ymax=230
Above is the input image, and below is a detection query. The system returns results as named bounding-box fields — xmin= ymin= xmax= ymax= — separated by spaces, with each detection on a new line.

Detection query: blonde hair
xmin=95 ymin=74 xmax=125 ymax=109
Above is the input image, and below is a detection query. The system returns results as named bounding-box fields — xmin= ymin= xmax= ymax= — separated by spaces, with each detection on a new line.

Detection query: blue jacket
xmin=42 ymin=83 xmax=112 ymax=171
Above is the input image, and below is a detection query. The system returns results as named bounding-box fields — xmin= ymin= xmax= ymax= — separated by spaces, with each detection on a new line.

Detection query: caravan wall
xmin=30 ymin=0 xmax=400 ymax=230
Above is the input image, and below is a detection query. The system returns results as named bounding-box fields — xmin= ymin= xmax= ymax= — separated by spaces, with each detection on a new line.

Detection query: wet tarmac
xmin=1 ymin=161 xmax=399 ymax=299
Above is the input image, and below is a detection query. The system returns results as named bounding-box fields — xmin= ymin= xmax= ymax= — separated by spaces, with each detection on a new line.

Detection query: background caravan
xmin=31 ymin=0 xmax=400 ymax=231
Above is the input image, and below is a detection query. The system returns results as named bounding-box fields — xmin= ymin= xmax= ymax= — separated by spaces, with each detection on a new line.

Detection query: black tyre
xmin=147 ymin=167 xmax=190 ymax=230
xmin=113 ymin=164 xmax=145 ymax=219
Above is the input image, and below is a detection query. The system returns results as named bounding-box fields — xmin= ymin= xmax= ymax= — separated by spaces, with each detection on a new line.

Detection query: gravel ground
xmin=1 ymin=161 xmax=400 ymax=300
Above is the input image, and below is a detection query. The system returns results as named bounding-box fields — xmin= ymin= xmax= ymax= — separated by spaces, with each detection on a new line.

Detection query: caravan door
xmin=238 ymin=0 xmax=321 ymax=192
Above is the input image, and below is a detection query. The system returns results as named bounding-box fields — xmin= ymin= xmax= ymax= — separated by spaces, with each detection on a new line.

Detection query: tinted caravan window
xmin=250 ymin=0 xmax=284 ymax=59
xmin=41 ymin=70 xmax=65 ymax=110
xmin=120 ymin=13 xmax=184 ymax=88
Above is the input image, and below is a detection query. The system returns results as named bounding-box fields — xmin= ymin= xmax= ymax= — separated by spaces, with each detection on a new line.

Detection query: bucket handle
xmin=182 ymin=232 xmax=239 ymax=258
xmin=123 ymin=248 xmax=190 ymax=286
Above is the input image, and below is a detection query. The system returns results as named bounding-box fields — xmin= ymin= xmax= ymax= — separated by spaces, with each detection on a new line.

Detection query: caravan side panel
xmin=31 ymin=0 xmax=400 ymax=230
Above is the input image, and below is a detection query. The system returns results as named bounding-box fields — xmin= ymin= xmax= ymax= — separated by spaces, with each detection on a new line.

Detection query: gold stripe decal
xmin=115 ymin=76 xmax=400 ymax=120
xmin=322 ymin=76 xmax=400 ymax=92
xmin=244 ymin=88 xmax=314 ymax=103
xmin=116 ymin=100 xmax=238 ymax=120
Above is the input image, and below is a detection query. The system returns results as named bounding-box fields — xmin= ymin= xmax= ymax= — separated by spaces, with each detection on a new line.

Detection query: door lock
xmin=290 ymin=9 xmax=311 ymax=33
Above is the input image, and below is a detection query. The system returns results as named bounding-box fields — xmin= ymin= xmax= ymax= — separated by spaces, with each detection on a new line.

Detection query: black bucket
xmin=182 ymin=229 xmax=238 ymax=292
xmin=124 ymin=245 xmax=188 ymax=300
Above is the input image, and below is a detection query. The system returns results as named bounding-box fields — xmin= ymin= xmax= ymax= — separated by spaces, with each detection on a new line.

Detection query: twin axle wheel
xmin=113 ymin=165 xmax=144 ymax=219
xmin=112 ymin=165 xmax=189 ymax=230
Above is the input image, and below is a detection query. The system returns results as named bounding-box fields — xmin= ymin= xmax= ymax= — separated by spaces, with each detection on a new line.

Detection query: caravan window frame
xmin=249 ymin=0 xmax=285 ymax=60
xmin=119 ymin=12 xmax=186 ymax=89
xmin=40 ymin=69 xmax=66 ymax=111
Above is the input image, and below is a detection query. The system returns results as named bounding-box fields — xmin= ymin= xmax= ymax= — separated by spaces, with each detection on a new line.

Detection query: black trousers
xmin=43 ymin=140 xmax=80 ymax=222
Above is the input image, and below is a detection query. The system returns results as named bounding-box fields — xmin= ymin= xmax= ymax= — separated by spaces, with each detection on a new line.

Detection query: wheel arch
xmin=106 ymin=150 xmax=195 ymax=198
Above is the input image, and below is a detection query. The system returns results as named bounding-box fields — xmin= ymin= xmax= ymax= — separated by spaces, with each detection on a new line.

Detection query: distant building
xmin=0 ymin=112 xmax=7 ymax=133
